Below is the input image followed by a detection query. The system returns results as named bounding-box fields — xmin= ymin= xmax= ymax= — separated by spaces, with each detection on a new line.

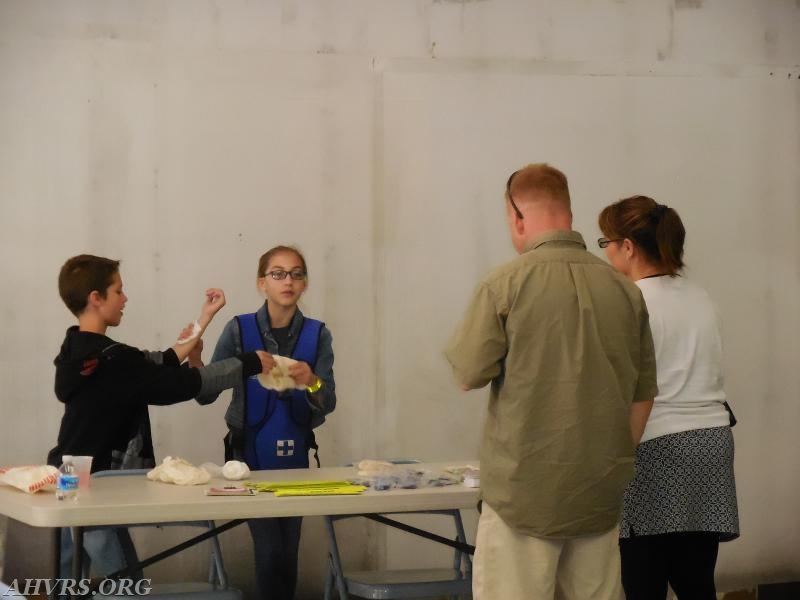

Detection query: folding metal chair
xmin=323 ymin=509 xmax=472 ymax=600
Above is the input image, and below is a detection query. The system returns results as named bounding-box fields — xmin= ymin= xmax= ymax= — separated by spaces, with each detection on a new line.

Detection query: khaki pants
xmin=473 ymin=503 xmax=624 ymax=600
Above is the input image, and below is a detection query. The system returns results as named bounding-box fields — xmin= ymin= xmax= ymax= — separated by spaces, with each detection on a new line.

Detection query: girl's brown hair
xmin=598 ymin=195 xmax=686 ymax=276
xmin=257 ymin=245 xmax=308 ymax=278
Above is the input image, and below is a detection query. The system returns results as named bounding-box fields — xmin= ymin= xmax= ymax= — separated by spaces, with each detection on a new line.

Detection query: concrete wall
xmin=0 ymin=1 xmax=798 ymax=596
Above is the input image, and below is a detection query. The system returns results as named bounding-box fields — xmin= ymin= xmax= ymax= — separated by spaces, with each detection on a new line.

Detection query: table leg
xmin=71 ymin=526 xmax=84 ymax=599
xmin=51 ymin=527 xmax=62 ymax=600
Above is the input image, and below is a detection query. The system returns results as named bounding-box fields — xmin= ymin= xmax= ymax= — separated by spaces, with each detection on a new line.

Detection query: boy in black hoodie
xmin=48 ymin=254 xmax=273 ymax=471
xmin=48 ymin=254 xmax=274 ymax=575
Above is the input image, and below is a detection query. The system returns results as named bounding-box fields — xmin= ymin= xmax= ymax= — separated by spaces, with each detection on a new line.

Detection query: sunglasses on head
xmin=506 ymin=170 xmax=524 ymax=220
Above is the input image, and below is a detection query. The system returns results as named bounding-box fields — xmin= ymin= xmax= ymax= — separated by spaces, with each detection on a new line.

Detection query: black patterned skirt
xmin=620 ymin=426 xmax=739 ymax=542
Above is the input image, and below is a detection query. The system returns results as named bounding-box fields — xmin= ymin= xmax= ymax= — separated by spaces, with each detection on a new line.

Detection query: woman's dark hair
xmin=598 ymin=195 xmax=686 ymax=275
xmin=257 ymin=245 xmax=308 ymax=279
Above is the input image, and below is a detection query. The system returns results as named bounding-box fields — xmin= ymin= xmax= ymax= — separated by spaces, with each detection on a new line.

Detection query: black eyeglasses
xmin=506 ymin=170 xmax=524 ymax=220
xmin=597 ymin=237 xmax=623 ymax=249
xmin=264 ymin=269 xmax=307 ymax=281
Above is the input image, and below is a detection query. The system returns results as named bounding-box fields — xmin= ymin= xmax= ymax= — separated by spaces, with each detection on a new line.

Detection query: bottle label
xmin=57 ymin=474 xmax=79 ymax=491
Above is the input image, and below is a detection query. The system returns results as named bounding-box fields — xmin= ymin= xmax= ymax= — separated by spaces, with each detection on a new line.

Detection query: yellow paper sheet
xmin=273 ymin=485 xmax=367 ymax=497
xmin=246 ymin=480 xmax=358 ymax=493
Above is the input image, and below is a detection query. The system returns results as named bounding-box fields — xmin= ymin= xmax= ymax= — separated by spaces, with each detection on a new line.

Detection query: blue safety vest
xmin=237 ymin=313 xmax=322 ymax=471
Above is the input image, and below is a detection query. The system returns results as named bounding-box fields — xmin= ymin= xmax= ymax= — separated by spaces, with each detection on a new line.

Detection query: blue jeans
xmin=59 ymin=527 xmax=138 ymax=577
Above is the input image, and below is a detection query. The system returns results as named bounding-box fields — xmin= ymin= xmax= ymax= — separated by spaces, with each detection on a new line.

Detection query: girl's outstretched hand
xmin=255 ymin=350 xmax=276 ymax=374
xmin=187 ymin=338 xmax=204 ymax=368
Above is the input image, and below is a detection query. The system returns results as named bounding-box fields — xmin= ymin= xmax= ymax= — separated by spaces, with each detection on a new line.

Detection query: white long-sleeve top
xmin=637 ymin=275 xmax=730 ymax=443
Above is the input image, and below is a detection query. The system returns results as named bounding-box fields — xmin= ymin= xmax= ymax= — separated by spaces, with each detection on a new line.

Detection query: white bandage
xmin=147 ymin=456 xmax=210 ymax=486
xmin=256 ymin=355 xmax=306 ymax=391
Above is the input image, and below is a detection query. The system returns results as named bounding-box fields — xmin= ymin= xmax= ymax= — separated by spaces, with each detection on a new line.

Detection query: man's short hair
xmin=508 ymin=163 xmax=571 ymax=209
xmin=58 ymin=254 xmax=120 ymax=316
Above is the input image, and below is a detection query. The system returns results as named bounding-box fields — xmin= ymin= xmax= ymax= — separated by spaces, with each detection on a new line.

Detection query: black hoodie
xmin=47 ymin=326 xmax=205 ymax=472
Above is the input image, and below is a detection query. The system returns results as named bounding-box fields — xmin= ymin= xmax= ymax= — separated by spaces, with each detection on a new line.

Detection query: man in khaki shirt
xmin=446 ymin=163 xmax=657 ymax=600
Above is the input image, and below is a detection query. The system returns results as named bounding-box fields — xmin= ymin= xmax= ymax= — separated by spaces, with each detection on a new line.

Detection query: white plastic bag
xmin=0 ymin=465 xmax=59 ymax=494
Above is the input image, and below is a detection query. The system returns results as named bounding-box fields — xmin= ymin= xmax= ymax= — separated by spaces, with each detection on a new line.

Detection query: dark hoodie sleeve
xmin=109 ymin=345 xmax=203 ymax=406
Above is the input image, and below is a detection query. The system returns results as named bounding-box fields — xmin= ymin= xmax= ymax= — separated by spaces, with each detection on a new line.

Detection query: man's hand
xmin=255 ymin=350 xmax=276 ymax=374
xmin=630 ymin=399 xmax=654 ymax=446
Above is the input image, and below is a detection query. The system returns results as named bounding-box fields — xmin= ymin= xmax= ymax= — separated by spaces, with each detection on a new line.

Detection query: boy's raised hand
xmin=199 ymin=288 xmax=226 ymax=326
xmin=171 ymin=289 xmax=226 ymax=362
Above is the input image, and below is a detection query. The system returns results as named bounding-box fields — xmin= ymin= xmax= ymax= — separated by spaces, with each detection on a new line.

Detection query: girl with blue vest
xmin=196 ymin=245 xmax=336 ymax=600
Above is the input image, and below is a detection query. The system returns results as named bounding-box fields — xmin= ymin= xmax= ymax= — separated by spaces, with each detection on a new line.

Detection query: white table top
xmin=0 ymin=462 xmax=480 ymax=528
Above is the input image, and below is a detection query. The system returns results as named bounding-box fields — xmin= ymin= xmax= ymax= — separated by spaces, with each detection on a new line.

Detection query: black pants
xmin=619 ymin=532 xmax=719 ymax=600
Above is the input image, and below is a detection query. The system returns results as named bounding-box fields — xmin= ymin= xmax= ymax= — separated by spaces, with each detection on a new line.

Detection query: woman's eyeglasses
xmin=264 ymin=270 xmax=307 ymax=281
xmin=597 ymin=238 xmax=623 ymax=249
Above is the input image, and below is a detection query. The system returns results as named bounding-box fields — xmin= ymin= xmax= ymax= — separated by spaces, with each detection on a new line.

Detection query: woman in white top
xmin=598 ymin=196 xmax=739 ymax=600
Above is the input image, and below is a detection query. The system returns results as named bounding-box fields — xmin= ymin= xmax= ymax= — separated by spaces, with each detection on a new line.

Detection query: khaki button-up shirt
xmin=446 ymin=230 xmax=657 ymax=538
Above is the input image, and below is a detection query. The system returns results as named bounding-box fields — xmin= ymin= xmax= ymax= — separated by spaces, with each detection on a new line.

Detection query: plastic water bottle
xmin=56 ymin=455 xmax=79 ymax=501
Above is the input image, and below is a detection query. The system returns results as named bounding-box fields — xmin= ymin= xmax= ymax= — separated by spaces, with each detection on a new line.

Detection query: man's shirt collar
xmin=524 ymin=229 xmax=587 ymax=253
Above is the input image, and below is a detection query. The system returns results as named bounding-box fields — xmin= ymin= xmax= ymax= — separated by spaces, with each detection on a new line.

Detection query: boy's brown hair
xmin=58 ymin=254 xmax=120 ymax=316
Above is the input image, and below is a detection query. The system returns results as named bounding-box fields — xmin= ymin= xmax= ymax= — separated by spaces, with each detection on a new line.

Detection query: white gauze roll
xmin=222 ymin=460 xmax=250 ymax=480
xmin=256 ymin=355 xmax=307 ymax=391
